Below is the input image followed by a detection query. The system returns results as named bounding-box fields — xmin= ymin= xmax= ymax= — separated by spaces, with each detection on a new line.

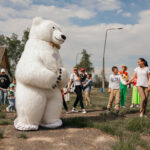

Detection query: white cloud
xmin=122 ymin=12 xmax=131 ymax=17
xmin=116 ymin=9 xmax=123 ymax=14
xmin=79 ymin=0 xmax=121 ymax=11
xmin=0 ymin=2 xmax=150 ymax=78
xmin=0 ymin=6 xmax=18 ymax=19
xmin=0 ymin=0 xmax=31 ymax=7
xmin=139 ymin=9 xmax=150 ymax=24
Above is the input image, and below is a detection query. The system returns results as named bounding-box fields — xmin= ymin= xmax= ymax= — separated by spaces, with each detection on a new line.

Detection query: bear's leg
xmin=14 ymin=82 xmax=47 ymax=131
xmin=40 ymin=88 xmax=63 ymax=128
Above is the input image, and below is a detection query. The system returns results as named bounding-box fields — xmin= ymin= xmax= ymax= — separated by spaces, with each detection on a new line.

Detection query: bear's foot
xmin=40 ymin=119 xmax=62 ymax=129
xmin=14 ymin=119 xmax=38 ymax=131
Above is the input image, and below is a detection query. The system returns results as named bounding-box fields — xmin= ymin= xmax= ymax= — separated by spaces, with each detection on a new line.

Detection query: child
xmin=83 ymin=74 xmax=92 ymax=106
xmin=63 ymin=85 xmax=70 ymax=105
xmin=119 ymin=65 xmax=129 ymax=108
xmin=0 ymin=83 xmax=16 ymax=112
xmin=107 ymin=66 xmax=127 ymax=115
xmin=61 ymin=89 xmax=68 ymax=113
xmin=130 ymin=77 xmax=141 ymax=108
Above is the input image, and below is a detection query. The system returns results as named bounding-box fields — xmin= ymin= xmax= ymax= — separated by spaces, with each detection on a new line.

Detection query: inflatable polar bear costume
xmin=14 ymin=17 xmax=69 ymax=131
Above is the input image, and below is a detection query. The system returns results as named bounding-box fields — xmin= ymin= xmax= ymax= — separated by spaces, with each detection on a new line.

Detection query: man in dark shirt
xmin=0 ymin=68 xmax=10 ymax=105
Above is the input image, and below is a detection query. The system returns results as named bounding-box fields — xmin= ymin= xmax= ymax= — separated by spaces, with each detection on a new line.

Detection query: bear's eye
xmin=52 ymin=26 xmax=55 ymax=29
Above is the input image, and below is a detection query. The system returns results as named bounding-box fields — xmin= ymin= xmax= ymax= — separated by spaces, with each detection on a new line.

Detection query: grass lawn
xmin=63 ymin=88 xmax=150 ymax=150
xmin=0 ymin=88 xmax=150 ymax=150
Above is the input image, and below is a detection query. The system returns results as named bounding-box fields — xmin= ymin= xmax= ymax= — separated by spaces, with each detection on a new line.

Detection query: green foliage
xmin=0 ymin=129 xmax=4 ymax=138
xmin=92 ymin=74 xmax=109 ymax=88
xmin=0 ymin=112 xmax=5 ymax=119
xmin=17 ymin=133 xmax=28 ymax=139
xmin=77 ymin=49 xmax=94 ymax=73
xmin=92 ymin=74 xmax=102 ymax=88
xmin=0 ymin=28 xmax=30 ymax=76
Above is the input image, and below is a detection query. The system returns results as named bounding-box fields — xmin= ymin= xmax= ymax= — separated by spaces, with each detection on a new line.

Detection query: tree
xmin=77 ymin=49 xmax=94 ymax=73
xmin=0 ymin=28 xmax=29 ymax=76
xmin=93 ymin=74 xmax=102 ymax=88
xmin=92 ymin=74 xmax=109 ymax=88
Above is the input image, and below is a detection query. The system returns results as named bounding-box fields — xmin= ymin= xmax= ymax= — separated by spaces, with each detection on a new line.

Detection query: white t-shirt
xmin=109 ymin=74 xmax=126 ymax=89
xmin=134 ymin=67 xmax=150 ymax=87
xmin=70 ymin=73 xmax=81 ymax=86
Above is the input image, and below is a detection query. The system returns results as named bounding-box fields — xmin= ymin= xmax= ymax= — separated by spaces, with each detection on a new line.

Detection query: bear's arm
xmin=15 ymin=62 xmax=57 ymax=89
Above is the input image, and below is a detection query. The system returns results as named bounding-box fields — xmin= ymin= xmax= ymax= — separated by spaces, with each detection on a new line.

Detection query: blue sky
xmin=0 ymin=0 xmax=150 ymax=76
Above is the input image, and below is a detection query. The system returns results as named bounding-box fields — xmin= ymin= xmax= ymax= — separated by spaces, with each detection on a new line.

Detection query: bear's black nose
xmin=61 ymin=35 xmax=66 ymax=40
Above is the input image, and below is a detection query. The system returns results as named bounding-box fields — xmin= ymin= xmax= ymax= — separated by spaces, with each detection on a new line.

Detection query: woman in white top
xmin=128 ymin=58 xmax=150 ymax=117
xmin=67 ymin=67 xmax=86 ymax=114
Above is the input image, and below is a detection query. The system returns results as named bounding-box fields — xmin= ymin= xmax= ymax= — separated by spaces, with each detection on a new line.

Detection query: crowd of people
xmin=0 ymin=68 xmax=16 ymax=112
xmin=0 ymin=57 xmax=150 ymax=118
xmin=107 ymin=58 xmax=150 ymax=117
xmin=61 ymin=67 xmax=93 ymax=114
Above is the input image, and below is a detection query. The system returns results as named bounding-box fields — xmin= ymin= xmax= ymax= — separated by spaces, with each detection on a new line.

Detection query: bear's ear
xmin=32 ymin=17 xmax=42 ymax=25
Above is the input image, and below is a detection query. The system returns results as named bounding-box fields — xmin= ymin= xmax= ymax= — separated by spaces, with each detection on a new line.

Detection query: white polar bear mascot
xmin=14 ymin=17 xmax=69 ymax=131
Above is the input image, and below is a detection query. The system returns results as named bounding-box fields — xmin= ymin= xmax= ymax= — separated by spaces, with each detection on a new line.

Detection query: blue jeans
xmin=0 ymin=90 xmax=7 ymax=105
xmin=7 ymin=98 xmax=15 ymax=111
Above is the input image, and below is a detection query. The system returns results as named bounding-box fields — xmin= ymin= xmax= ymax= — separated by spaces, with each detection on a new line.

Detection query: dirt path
xmin=0 ymin=110 xmax=118 ymax=150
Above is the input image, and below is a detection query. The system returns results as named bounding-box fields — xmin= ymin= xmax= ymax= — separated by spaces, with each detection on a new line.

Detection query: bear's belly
xmin=41 ymin=51 xmax=63 ymax=73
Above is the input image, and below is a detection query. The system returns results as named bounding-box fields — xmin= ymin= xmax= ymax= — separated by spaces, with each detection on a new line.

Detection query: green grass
xmin=0 ymin=112 xmax=5 ymax=119
xmin=0 ymin=129 xmax=4 ymax=138
xmin=126 ymin=118 xmax=150 ymax=134
xmin=0 ymin=120 xmax=10 ymax=125
xmin=63 ymin=116 xmax=149 ymax=149
xmin=1 ymin=88 xmax=150 ymax=149
xmin=17 ymin=133 xmax=28 ymax=139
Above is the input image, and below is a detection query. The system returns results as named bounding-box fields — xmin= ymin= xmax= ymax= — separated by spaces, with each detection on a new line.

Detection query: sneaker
xmin=136 ymin=105 xmax=139 ymax=108
xmin=122 ymin=106 xmax=126 ymax=108
xmin=82 ymin=109 xmax=87 ymax=114
xmin=130 ymin=104 xmax=134 ymax=108
xmin=6 ymin=107 xmax=9 ymax=112
xmin=12 ymin=110 xmax=16 ymax=113
xmin=107 ymin=108 xmax=111 ymax=112
xmin=140 ymin=113 xmax=144 ymax=118
xmin=71 ymin=107 xmax=78 ymax=113
xmin=143 ymin=115 xmax=148 ymax=118
xmin=115 ymin=111 xmax=119 ymax=116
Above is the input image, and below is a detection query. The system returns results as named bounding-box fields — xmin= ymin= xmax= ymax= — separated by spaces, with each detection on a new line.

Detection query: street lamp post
xmin=102 ymin=27 xmax=123 ymax=92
